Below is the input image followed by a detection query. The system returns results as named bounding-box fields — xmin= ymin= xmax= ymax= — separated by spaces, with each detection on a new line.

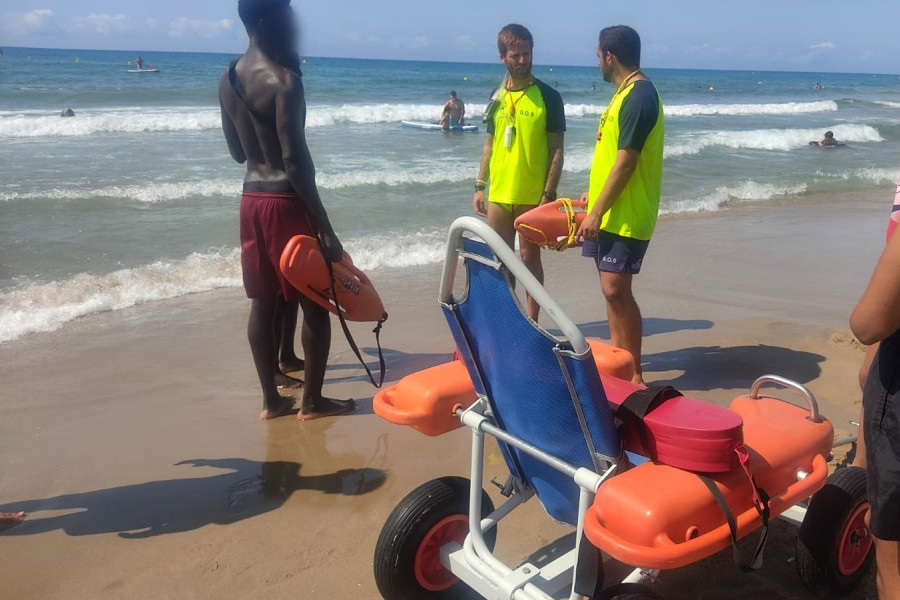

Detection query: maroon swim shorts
xmin=239 ymin=190 xmax=314 ymax=301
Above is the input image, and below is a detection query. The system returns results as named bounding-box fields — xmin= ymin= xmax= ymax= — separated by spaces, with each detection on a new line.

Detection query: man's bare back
xmin=219 ymin=50 xmax=302 ymax=186
xmin=219 ymin=0 xmax=351 ymax=422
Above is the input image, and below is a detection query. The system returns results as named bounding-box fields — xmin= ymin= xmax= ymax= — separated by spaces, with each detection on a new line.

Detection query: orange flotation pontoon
xmin=584 ymin=394 xmax=833 ymax=570
xmin=374 ymin=339 xmax=634 ymax=436
xmin=376 ymin=340 xmax=746 ymax=473
xmin=514 ymin=198 xmax=587 ymax=250
xmin=280 ymin=235 xmax=386 ymax=323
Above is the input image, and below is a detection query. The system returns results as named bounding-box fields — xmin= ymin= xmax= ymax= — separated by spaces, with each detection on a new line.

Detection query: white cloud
xmin=809 ymin=42 xmax=836 ymax=50
xmin=169 ymin=17 xmax=233 ymax=39
xmin=67 ymin=14 xmax=133 ymax=35
xmin=409 ymin=35 xmax=431 ymax=50
xmin=24 ymin=8 xmax=53 ymax=26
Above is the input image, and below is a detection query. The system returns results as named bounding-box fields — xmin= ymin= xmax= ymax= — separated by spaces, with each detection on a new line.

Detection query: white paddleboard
xmin=127 ymin=68 xmax=160 ymax=73
xmin=402 ymin=120 xmax=478 ymax=133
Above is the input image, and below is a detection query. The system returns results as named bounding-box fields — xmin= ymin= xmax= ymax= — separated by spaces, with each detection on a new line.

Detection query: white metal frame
xmin=423 ymin=217 xmax=857 ymax=599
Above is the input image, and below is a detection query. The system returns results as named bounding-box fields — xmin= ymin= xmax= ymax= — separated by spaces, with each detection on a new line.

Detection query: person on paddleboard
xmin=219 ymin=0 xmax=353 ymax=422
xmin=135 ymin=56 xmax=143 ymax=71
xmin=575 ymin=25 xmax=665 ymax=386
xmin=441 ymin=90 xmax=465 ymax=130
xmin=473 ymin=24 xmax=566 ymax=321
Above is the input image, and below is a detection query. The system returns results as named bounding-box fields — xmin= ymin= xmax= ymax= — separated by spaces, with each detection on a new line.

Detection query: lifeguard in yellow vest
xmin=474 ymin=23 xmax=566 ymax=321
xmin=575 ymin=25 xmax=664 ymax=385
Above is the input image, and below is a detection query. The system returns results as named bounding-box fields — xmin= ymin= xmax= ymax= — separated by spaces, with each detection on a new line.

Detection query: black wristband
xmin=542 ymin=191 xmax=557 ymax=201
xmin=475 ymin=184 xmax=486 ymax=192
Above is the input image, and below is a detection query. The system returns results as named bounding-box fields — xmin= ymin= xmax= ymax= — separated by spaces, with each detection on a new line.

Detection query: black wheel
xmin=796 ymin=466 xmax=875 ymax=595
xmin=373 ymin=476 xmax=497 ymax=600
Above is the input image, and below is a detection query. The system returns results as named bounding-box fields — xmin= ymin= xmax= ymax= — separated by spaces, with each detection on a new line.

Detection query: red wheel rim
xmin=414 ymin=514 xmax=469 ymax=591
xmin=837 ymin=503 xmax=873 ymax=576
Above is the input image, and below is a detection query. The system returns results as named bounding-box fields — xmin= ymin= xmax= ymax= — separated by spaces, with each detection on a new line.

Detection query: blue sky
xmin=1 ymin=1 xmax=898 ymax=73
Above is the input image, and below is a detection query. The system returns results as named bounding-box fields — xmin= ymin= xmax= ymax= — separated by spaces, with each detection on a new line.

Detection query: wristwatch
xmin=542 ymin=191 xmax=557 ymax=201
xmin=475 ymin=184 xmax=486 ymax=192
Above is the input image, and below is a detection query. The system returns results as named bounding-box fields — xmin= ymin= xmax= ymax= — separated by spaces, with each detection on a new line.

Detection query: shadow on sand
xmin=328 ymin=319 xmax=715 ymax=387
xmin=325 ymin=346 xmax=454 ymax=386
xmin=0 ymin=457 xmax=384 ymax=539
xmin=643 ymin=344 xmax=825 ymax=391
xmin=579 ymin=317 xmax=715 ymax=340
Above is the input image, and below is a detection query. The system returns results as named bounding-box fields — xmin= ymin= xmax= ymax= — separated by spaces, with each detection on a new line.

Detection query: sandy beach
xmin=0 ymin=189 xmax=888 ymax=599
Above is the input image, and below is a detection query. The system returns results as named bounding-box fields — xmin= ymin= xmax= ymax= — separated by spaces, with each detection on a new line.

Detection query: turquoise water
xmin=2 ymin=46 xmax=899 ymax=342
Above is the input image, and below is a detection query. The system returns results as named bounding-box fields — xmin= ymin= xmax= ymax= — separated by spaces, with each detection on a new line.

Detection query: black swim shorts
xmin=582 ymin=231 xmax=650 ymax=275
xmin=863 ymin=332 xmax=900 ymax=541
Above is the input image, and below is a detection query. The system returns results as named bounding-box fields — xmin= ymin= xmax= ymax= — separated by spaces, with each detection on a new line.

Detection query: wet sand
xmin=0 ymin=190 xmax=887 ymax=598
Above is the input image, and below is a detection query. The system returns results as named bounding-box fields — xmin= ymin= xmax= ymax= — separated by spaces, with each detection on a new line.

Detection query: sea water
xmin=1 ymin=47 xmax=899 ymax=342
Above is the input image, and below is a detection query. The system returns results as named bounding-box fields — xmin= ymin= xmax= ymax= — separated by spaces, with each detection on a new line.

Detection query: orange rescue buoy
xmin=280 ymin=235 xmax=386 ymax=323
xmin=515 ymin=198 xmax=587 ymax=250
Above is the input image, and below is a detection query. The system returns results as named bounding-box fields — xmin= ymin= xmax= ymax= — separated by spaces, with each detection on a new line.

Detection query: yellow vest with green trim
xmin=588 ymin=83 xmax=664 ymax=241
xmin=489 ymin=85 xmax=550 ymax=206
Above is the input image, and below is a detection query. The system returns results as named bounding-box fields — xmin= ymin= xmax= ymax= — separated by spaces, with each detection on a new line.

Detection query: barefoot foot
xmin=0 ymin=511 xmax=26 ymax=533
xmin=260 ymin=395 xmax=296 ymax=420
xmin=279 ymin=359 xmax=305 ymax=374
xmin=275 ymin=372 xmax=304 ymax=390
xmin=298 ymin=398 xmax=355 ymax=422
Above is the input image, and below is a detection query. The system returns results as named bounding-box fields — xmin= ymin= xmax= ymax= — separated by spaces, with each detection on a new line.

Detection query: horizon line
xmin=3 ymin=45 xmax=899 ymax=78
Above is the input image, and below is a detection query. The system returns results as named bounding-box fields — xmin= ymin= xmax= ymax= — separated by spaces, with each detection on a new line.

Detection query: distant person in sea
xmin=219 ymin=0 xmax=352 ymax=421
xmin=819 ymin=130 xmax=839 ymax=147
xmin=135 ymin=56 xmax=143 ymax=71
xmin=850 ymin=191 xmax=900 ymax=600
xmin=1 ymin=511 xmax=26 ymax=533
xmin=439 ymin=105 xmax=453 ymax=130
xmin=575 ymin=25 xmax=664 ymax=386
xmin=60 ymin=108 xmax=75 ymax=117
xmin=473 ymin=23 xmax=566 ymax=321
xmin=441 ymin=90 xmax=465 ymax=129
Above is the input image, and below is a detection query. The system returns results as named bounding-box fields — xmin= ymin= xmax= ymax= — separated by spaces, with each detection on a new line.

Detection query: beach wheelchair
xmin=372 ymin=217 xmax=872 ymax=599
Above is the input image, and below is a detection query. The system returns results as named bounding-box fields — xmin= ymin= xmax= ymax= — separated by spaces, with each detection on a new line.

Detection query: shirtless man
xmin=219 ymin=0 xmax=353 ymax=421
xmin=441 ymin=90 xmax=465 ymax=129
xmin=135 ymin=56 xmax=143 ymax=71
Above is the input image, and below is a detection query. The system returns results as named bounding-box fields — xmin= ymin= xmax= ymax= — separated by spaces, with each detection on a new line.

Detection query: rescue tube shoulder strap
xmin=318 ymin=235 xmax=387 ymax=388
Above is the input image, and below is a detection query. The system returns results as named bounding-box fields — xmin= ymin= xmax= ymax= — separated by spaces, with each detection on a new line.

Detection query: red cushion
xmin=602 ymin=377 xmax=745 ymax=473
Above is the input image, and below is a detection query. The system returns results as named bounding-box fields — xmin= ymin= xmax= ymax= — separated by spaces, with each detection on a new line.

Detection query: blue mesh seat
xmin=442 ymin=238 xmax=620 ymax=525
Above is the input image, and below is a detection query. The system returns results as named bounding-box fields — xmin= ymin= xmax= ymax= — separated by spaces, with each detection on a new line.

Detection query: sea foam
xmin=0 ymin=230 xmax=452 ymax=343
xmin=665 ymin=124 xmax=883 ymax=158
xmin=661 ymin=181 xmax=808 ymax=215
xmin=0 ymin=99 xmax=845 ymax=139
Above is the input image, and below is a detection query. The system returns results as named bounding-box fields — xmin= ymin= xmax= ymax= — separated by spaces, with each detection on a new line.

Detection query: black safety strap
xmin=228 ymin=60 xmax=277 ymax=128
xmin=317 ymin=235 xmax=386 ymax=388
xmin=615 ymin=386 xmax=681 ymax=456
xmin=615 ymin=386 xmax=681 ymax=423
xmin=574 ymin=532 xmax=603 ymax=598
xmin=594 ymin=582 xmax=664 ymax=599
xmin=697 ymin=471 xmax=770 ymax=573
